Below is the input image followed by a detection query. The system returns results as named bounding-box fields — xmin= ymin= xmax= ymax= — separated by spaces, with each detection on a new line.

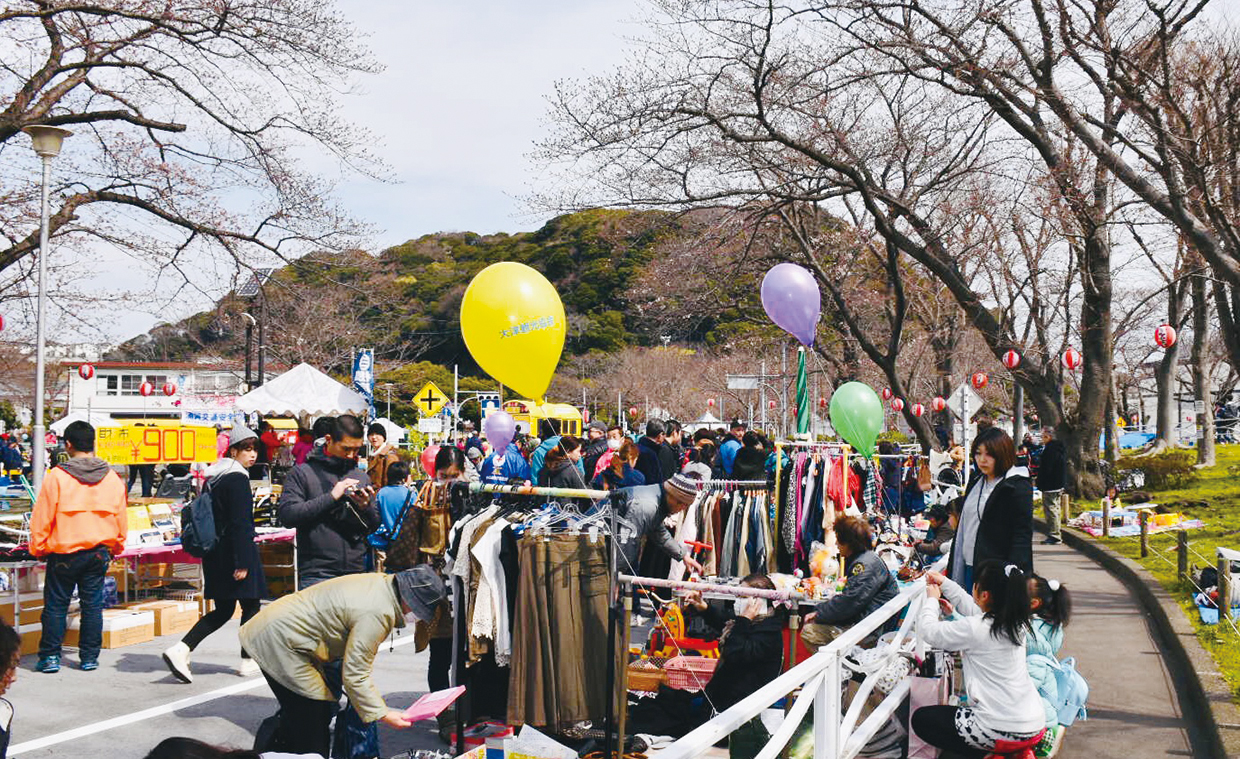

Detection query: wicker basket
xmin=626 ymin=662 xmax=667 ymax=692
xmin=664 ymin=655 xmax=718 ymax=691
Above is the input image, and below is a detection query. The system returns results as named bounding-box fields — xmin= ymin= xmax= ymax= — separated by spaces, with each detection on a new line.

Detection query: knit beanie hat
xmin=228 ymin=424 xmax=258 ymax=448
xmin=663 ymin=471 xmax=702 ymax=501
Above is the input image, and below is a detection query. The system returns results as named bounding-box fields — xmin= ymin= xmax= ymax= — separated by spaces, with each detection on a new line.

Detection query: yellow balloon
xmin=460 ymin=262 xmax=566 ymax=402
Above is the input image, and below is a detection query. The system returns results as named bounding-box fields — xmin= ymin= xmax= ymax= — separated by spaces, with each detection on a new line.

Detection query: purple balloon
xmin=761 ymin=263 xmax=821 ymax=346
xmin=483 ymin=410 xmax=516 ymax=453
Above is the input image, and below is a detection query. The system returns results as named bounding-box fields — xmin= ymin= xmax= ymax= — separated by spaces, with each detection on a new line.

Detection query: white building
xmin=62 ymin=360 xmax=268 ymax=427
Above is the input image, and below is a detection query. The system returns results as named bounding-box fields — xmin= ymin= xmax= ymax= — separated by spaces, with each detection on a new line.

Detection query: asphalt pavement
xmin=6 ymin=618 xmax=444 ymax=758
xmin=1033 ymin=541 xmax=1197 ymax=758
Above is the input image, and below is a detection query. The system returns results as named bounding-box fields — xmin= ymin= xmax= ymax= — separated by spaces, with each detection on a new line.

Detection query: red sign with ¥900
xmin=96 ymin=425 xmax=218 ymax=465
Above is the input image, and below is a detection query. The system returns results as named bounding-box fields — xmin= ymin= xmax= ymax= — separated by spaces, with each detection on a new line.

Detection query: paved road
xmin=7 ymin=618 xmax=445 ymax=759
xmin=1033 ymin=541 xmax=1198 ymax=758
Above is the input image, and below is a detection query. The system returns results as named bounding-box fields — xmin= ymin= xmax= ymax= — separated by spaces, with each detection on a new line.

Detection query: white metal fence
xmin=656 ymin=582 xmax=929 ymax=759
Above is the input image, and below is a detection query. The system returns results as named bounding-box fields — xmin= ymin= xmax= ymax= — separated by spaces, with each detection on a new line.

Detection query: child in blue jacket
xmin=1027 ymin=574 xmax=1072 ymax=757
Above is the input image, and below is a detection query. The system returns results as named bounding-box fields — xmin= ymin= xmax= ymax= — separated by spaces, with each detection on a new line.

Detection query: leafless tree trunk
xmin=1191 ymin=265 xmax=1216 ymax=465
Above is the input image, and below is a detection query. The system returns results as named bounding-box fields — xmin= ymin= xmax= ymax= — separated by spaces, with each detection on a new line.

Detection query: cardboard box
xmin=64 ymin=610 xmax=155 ymax=649
xmin=18 ymin=623 xmax=40 ymax=656
xmin=132 ymin=601 xmax=199 ymax=636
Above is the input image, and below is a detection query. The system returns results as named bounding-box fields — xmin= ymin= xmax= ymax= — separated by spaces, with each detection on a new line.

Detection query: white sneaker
xmin=237 ymin=658 xmax=261 ymax=678
xmin=162 ymin=642 xmax=193 ymax=683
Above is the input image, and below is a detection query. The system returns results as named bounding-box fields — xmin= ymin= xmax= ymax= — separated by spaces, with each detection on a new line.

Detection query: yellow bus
xmin=501 ymin=400 xmax=584 ymax=438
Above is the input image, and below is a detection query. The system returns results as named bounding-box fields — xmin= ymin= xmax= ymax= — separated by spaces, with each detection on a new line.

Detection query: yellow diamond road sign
xmin=414 ymin=382 xmax=449 ymax=416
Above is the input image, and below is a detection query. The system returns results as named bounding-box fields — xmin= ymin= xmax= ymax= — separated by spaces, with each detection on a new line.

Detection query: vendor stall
xmin=235 ymin=362 xmax=369 ymax=417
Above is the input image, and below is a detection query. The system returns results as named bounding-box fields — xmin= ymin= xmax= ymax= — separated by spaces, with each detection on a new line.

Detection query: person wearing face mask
xmin=683 ymin=573 xmax=785 ymax=713
xmin=163 ymin=425 xmax=267 ymax=683
xmin=277 ymin=415 xmax=381 ymax=587
xmin=240 ymin=566 xmax=446 ymax=756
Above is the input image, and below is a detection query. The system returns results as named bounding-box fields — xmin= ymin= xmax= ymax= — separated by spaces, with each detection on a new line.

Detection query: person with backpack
xmin=368 ymin=460 xmax=412 ymax=554
xmin=913 ymin=564 xmax=1047 ymax=758
xmin=1027 ymin=575 xmax=1075 ymax=757
xmin=163 ymin=425 xmax=266 ymax=683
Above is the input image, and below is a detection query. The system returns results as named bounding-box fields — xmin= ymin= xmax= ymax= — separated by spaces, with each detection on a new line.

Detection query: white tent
xmin=369 ymin=417 xmax=406 ymax=443
xmin=50 ymin=411 xmax=112 ymax=435
xmin=235 ymin=363 xmax=369 ymax=417
xmin=686 ymin=411 xmax=723 ymax=433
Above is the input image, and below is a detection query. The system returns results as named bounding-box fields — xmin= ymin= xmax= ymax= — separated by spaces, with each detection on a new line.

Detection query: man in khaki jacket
xmin=30 ymin=421 xmax=127 ymax=674
xmin=240 ymin=566 xmax=445 ymax=756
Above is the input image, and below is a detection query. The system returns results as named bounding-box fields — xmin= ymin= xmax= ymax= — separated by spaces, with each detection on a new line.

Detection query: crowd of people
xmin=2 ymin=407 xmax=1093 ymax=759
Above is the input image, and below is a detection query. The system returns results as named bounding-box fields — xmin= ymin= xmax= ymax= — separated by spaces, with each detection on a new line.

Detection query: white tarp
xmin=235 ymin=363 xmax=369 ymax=417
xmin=50 ymin=411 xmax=112 ymax=435
xmin=370 ymin=417 xmax=406 ymax=442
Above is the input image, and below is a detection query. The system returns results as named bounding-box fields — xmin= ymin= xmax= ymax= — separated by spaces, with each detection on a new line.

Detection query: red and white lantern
xmin=162 ymin=382 xmax=177 ymax=397
xmin=971 ymin=372 xmax=989 ymax=390
xmin=1062 ymin=348 xmax=1083 ymax=370
xmin=628 ymin=406 xmax=638 ymax=417
xmin=932 ymin=396 xmax=947 ymax=413
xmin=1154 ymin=324 xmax=1177 ymax=349
xmin=707 ymin=398 xmax=716 ymax=409
xmin=819 ymin=397 xmax=828 ymax=409
xmin=911 ymin=403 xmax=925 ymax=417
xmin=0 ymin=314 xmax=4 ymax=332
xmin=78 ymin=363 xmax=95 ymax=380
xmin=139 ymin=381 xmax=154 ymax=397
xmin=891 ymin=398 xmax=905 ymax=413
xmin=881 ymin=387 xmax=894 ymax=401
xmin=1002 ymin=350 xmax=1021 ymax=370
xmin=769 ymin=400 xmax=777 ymax=410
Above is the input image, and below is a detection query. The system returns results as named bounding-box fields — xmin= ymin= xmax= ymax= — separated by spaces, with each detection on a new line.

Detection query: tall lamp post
xmin=23 ymin=125 xmax=72 ymax=496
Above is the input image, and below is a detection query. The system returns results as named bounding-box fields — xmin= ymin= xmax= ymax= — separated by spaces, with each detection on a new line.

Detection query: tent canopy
xmin=235 ymin=363 xmax=369 ymax=417
xmin=50 ymin=411 xmax=113 ymax=436
xmin=369 ymin=417 xmax=406 ymax=443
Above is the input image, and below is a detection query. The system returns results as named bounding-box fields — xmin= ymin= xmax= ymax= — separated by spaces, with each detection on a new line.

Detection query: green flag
xmin=796 ymin=347 xmax=810 ymax=435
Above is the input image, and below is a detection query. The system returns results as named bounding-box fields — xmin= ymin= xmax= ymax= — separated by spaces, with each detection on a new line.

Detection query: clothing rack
xmin=617 ymin=573 xmax=806 ymax=602
xmin=466 ymin=481 xmax=610 ymax=500
xmin=449 ymin=481 xmax=627 ymax=756
xmin=693 ymin=479 xmax=771 ymax=492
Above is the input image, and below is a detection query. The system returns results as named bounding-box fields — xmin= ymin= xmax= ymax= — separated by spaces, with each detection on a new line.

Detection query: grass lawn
xmin=1082 ymin=443 xmax=1240 ymax=701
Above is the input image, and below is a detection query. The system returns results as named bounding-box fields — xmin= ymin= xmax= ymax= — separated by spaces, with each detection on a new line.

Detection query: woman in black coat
xmin=946 ymin=427 xmax=1034 ymax=592
xmin=537 ymin=435 xmax=589 ymax=490
xmin=163 ymin=425 xmax=266 ymax=683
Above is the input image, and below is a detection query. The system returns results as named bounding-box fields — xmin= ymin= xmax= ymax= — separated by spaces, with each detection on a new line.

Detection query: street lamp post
xmin=23 ymin=125 xmax=72 ymax=496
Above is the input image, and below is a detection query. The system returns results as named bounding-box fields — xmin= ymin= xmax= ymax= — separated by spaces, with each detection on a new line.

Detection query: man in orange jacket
xmin=30 ymin=421 xmax=127 ymax=674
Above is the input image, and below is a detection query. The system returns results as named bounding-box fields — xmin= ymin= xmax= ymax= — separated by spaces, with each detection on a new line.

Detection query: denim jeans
xmin=40 ymin=545 xmax=110 ymax=660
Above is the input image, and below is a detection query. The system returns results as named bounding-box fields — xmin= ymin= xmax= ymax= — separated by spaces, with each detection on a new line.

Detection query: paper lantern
xmin=628 ymin=406 xmax=638 ymax=417
xmin=891 ymin=398 xmax=905 ymax=412
xmin=881 ymin=387 xmax=894 ymax=401
xmin=0 ymin=314 xmax=4 ymax=331
xmin=911 ymin=403 xmax=925 ymax=417
xmin=78 ymin=363 xmax=95 ymax=380
xmin=1154 ymin=324 xmax=1177 ymax=348
xmin=768 ymin=400 xmax=777 ymax=410
xmin=139 ymin=381 xmax=154 ymax=397
xmin=1062 ymin=348 xmax=1082 ymax=370
xmin=162 ymin=382 xmax=177 ymax=397
xmin=971 ymin=372 xmax=989 ymax=390
xmin=1002 ymin=350 xmax=1021 ymax=370
xmin=707 ymin=398 xmax=716 ymax=408
xmin=819 ymin=397 xmax=828 ymax=409
xmin=932 ymin=396 xmax=947 ymax=413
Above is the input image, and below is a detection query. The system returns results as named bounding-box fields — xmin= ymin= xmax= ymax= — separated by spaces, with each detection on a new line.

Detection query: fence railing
xmin=657 ymin=582 xmax=928 ymax=759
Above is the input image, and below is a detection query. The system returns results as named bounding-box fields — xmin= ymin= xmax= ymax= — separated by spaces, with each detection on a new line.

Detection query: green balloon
xmin=829 ymin=382 xmax=884 ymax=455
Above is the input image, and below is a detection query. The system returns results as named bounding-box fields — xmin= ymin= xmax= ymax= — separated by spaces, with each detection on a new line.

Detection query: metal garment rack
xmin=450 ymin=481 xmax=617 ymax=756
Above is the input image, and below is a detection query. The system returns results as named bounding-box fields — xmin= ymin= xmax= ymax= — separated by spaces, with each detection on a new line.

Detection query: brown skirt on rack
xmin=507 ymin=533 xmax=611 ymax=730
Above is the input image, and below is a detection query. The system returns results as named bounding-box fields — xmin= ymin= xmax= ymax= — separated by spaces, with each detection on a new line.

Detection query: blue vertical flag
xmin=352 ymin=349 xmax=376 ymax=418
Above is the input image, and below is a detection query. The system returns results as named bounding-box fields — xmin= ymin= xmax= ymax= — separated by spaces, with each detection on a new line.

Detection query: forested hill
xmin=108 ymin=208 xmax=764 ymax=375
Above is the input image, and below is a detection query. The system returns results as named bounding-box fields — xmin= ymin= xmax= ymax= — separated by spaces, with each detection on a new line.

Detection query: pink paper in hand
xmin=403 ymin=685 xmax=466 ymax=722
